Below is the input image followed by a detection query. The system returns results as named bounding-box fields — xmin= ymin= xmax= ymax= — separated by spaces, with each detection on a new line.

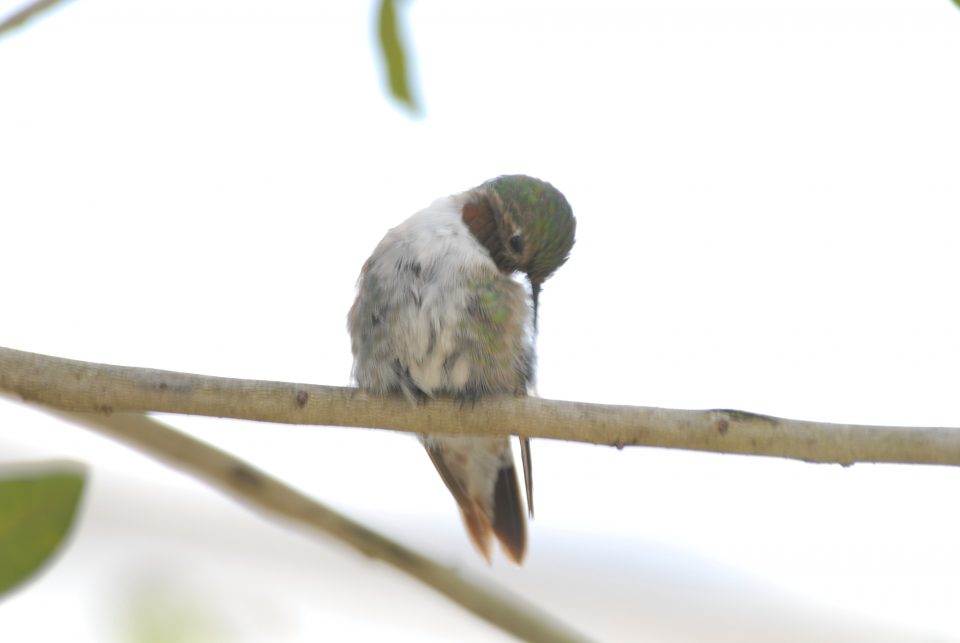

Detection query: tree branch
xmin=24 ymin=408 xmax=592 ymax=643
xmin=2 ymin=343 xmax=956 ymax=640
xmin=0 ymin=0 xmax=71 ymax=38
xmin=2 ymin=345 xmax=960 ymax=466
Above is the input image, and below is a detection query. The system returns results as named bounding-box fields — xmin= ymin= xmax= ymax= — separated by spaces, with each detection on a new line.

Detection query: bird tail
xmin=490 ymin=463 xmax=526 ymax=563
xmin=424 ymin=444 xmax=527 ymax=564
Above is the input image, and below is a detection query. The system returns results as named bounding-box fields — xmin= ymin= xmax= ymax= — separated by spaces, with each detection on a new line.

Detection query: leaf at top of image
xmin=0 ymin=462 xmax=86 ymax=597
xmin=377 ymin=0 xmax=420 ymax=114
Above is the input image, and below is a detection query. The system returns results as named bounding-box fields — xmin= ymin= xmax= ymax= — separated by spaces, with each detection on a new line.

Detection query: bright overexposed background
xmin=2 ymin=0 xmax=960 ymax=641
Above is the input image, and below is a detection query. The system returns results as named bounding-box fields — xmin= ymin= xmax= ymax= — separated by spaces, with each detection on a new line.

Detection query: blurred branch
xmin=0 ymin=0 xmax=70 ymax=37
xmin=29 ymin=409 xmax=591 ymax=643
xmin=4 ymin=346 xmax=960 ymax=467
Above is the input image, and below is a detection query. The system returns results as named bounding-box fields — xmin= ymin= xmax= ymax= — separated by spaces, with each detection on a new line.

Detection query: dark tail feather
xmin=492 ymin=464 xmax=527 ymax=564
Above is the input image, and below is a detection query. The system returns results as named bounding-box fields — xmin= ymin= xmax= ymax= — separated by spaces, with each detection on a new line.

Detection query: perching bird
xmin=348 ymin=175 xmax=575 ymax=563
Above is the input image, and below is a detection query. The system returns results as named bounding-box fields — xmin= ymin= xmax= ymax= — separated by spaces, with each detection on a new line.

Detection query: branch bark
xmin=2 ymin=345 xmax=960 ymax=467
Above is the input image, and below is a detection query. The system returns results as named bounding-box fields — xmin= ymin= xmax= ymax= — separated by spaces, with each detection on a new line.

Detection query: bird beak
xmin=530 ymin=279 xmax=542 ymax=334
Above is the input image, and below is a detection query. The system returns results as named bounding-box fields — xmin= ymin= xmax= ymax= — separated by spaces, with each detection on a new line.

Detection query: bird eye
xmin=509 ymin=232 xmax=524 ymax=254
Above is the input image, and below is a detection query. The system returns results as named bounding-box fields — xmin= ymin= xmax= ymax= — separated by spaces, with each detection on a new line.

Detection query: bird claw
xmin=456 ymin=389 xmax=482 ymax=409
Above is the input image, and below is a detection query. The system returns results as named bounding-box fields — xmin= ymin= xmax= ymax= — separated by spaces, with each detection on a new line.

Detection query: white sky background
xmin=1 ymin=0 xmax=960 ymax=641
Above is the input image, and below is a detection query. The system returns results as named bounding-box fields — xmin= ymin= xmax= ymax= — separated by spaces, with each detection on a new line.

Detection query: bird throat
xmin=462 ymin=198 xmax=516 ymax=274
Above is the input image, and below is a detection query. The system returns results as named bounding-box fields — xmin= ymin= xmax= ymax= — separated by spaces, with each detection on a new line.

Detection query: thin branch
xmin=2 ymin=346 xmax=960 ymax=466
xmin=23 ymin=408 xmax=594 ymax=643
xmin=0 ymin=0 xmax=71 ymax=38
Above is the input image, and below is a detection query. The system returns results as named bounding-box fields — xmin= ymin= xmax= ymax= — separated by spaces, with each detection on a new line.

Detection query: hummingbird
xmin=348 ymin=175 xmax=575 ymax=563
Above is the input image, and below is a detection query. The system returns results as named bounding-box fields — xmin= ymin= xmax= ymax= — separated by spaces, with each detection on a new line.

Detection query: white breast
xmin=355 ymin=195 xmax=503 ymax=395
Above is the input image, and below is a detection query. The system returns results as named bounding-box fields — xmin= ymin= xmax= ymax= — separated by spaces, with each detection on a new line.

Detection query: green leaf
xmin=0 ymin=463 xmax=86 ymax=596
xmin=377 ymin=0 xmax=419 ymax=113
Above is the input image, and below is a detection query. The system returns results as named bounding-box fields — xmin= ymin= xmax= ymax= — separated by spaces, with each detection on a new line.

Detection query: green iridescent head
xmin=480 ymin=174 xmax=576 ymax=286
xmin=478 ymin=175 xmax=575 ymax=330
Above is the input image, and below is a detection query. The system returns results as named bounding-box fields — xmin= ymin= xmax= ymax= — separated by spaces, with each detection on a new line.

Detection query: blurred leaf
xmin=377 ymin=0 xmax=419 ymax=113
xmin=121 ymin=578 xmax=226 ymax=643
xmin=0 ymin=463 xmax=86 ymax=596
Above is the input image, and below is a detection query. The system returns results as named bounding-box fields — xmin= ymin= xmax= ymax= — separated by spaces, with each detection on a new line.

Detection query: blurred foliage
xmin=377 ymin=0 xmax=419 ymax=113
xmin=119 ymin=578 xmax=226 ymax=643
xmin=3 ymin=0 xmax=420 ymax=113
xmin=0 ymin=463 xmax=86 ymax=596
